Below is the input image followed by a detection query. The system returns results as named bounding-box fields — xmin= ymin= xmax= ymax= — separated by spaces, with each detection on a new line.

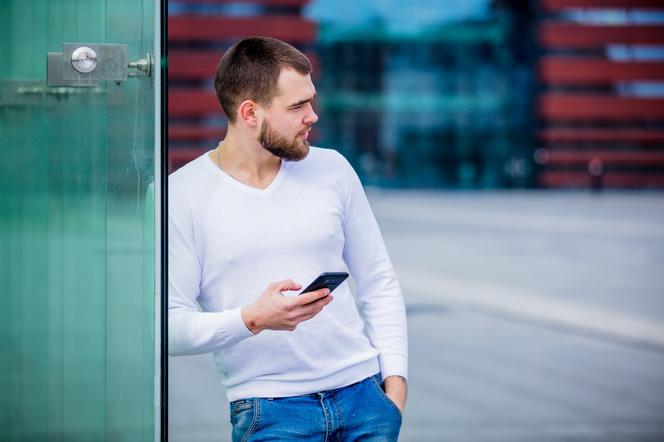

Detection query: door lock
xmin=71 ymin=47 xmax=98 ymax=74
xmin=48 ymin=43 xmax=153 ymax=87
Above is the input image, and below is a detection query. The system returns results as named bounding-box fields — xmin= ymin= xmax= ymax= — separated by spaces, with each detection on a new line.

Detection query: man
xmin=169 ymin=36 xmax=408 ymax=441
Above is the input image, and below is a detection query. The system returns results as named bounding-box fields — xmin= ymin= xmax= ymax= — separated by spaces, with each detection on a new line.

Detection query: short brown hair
xmin=214 ymin=37 xmax=312 ymax=123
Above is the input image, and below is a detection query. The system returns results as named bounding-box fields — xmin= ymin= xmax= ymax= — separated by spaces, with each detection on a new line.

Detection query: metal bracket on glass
xmin=47 ymin=43 xmax=153 ymax=87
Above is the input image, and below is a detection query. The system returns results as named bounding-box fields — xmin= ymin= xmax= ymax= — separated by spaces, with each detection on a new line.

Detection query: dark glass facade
xmin=310 ymin=2 xmax=536 ymax=188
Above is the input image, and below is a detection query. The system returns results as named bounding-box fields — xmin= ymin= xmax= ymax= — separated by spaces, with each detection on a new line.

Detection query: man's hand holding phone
xmin=241 ymin=279 xmax=333 ymax=334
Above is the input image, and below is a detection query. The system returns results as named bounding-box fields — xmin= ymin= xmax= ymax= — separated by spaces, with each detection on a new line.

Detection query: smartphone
xmin=299 ymin=272 xmax=349 ymax=295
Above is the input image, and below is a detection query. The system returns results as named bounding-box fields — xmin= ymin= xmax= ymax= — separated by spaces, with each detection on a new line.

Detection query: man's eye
xmin=292 ymin=104 xmax=304 ymax=110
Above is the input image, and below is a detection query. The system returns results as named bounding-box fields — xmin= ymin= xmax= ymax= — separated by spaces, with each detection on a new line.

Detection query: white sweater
xmin=168 ymin=146 xmax=407 ymax=401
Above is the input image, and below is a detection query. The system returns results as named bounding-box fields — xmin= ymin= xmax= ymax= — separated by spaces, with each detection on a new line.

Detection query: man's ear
xmin=238 ymin=100 xmax=258 ymax=127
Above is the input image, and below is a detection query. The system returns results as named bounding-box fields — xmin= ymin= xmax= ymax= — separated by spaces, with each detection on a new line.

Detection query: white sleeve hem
xmin=220 ymin=307 xmax=255 ymax=346
xmin=379 ymin=353 xmax=408 ymax=381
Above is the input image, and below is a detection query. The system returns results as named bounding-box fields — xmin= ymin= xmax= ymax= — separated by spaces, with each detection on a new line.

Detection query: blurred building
xmin=535 ymin=0 xmax=664 ymax=188
xmin=312 ymin=1 xmax=535 ymax=188
xmin=167 ymin=0 xmax=664 ymax=189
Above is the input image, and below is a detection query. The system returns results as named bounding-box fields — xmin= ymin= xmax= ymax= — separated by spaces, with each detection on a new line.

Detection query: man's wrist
xmin=241 ymin=304 xmax=263 ymax=334
xmin=384 ymin=375 xmax=407 ymax=386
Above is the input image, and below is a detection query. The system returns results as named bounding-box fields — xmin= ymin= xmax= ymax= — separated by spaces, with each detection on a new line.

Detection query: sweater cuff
xmin=379 ymin=353 xmax=408 ymax=381
xmin=218 ymin=307 xmax=255 ymax=346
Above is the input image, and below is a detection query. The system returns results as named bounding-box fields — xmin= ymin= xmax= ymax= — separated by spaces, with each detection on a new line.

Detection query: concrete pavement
xmin=170 ymin=190 xmax=664 ymax=441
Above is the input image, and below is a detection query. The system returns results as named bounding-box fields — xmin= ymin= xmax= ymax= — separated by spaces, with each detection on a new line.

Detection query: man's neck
xmin=210 ymin=128 xmax=281 ymax=189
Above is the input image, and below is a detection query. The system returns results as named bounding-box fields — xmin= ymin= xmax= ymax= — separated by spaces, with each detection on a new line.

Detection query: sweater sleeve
xmin=338 ymin=154 xmax=409 ymax=380
xmin=168 ymin=191 xmax=254 ymax=356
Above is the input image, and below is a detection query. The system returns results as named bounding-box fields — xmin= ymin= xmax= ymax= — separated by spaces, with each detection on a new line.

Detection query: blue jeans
xmin=229 ymin=374 xmax=402 ymax=441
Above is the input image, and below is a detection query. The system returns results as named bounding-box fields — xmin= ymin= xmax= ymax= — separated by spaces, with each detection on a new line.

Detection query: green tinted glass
xmin=0 ymin=1 xmax=159 ymax=440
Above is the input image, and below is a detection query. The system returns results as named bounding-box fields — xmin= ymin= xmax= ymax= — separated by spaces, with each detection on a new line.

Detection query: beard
xmin=258 ymin=119 xmax=310 ymax=162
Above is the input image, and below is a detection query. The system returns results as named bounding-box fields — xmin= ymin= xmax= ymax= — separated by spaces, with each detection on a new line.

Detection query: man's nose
xmin=304 ymin=105 xmax=318 ymax=125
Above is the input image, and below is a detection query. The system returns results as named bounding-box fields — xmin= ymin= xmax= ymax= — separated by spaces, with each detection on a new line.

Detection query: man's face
xmin=258 ymin=68 xmax=318 ymax=162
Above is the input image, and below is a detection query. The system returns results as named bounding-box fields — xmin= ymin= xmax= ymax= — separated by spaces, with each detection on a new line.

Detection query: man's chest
xmin=196 ymin=185 xmax=346 ymax=269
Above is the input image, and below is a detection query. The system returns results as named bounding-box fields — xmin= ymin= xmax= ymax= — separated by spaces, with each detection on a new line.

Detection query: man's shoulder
xmin=169 ymin=151 xmax=214 ymax=195
xmin=308 ymin=146 xmax=345 ymax=160
xmin=304 ymin=146 xmax=352 ymax=171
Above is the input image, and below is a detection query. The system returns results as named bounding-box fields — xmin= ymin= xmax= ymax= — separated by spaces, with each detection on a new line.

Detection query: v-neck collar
xmin=204 ymin=150 xmax=287 ymax=196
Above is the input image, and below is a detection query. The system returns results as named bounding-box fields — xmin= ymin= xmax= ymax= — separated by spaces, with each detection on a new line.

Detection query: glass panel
xmin=0 ymin=1 xmax=158 ymax=440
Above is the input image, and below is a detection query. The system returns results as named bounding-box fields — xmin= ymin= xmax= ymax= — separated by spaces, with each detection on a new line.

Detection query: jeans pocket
xmin=230 ymin=398 xmax=260 ymax=442
xmin=369 ymin=375 xmax=403 ymax=420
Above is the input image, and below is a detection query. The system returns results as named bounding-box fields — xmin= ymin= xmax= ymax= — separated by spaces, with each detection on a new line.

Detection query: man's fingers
xmin=294 ymin=296 xmax=333 ymax=322
xmin=274 ymin=279 xmax=302 ymax=293
xmin=297 ymin=295 xmax=333 ymax=317
xmin=294 ymin=312 xmax=318 ymax=323
xmin=297 ymin=288 xmax=331 ymax=305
